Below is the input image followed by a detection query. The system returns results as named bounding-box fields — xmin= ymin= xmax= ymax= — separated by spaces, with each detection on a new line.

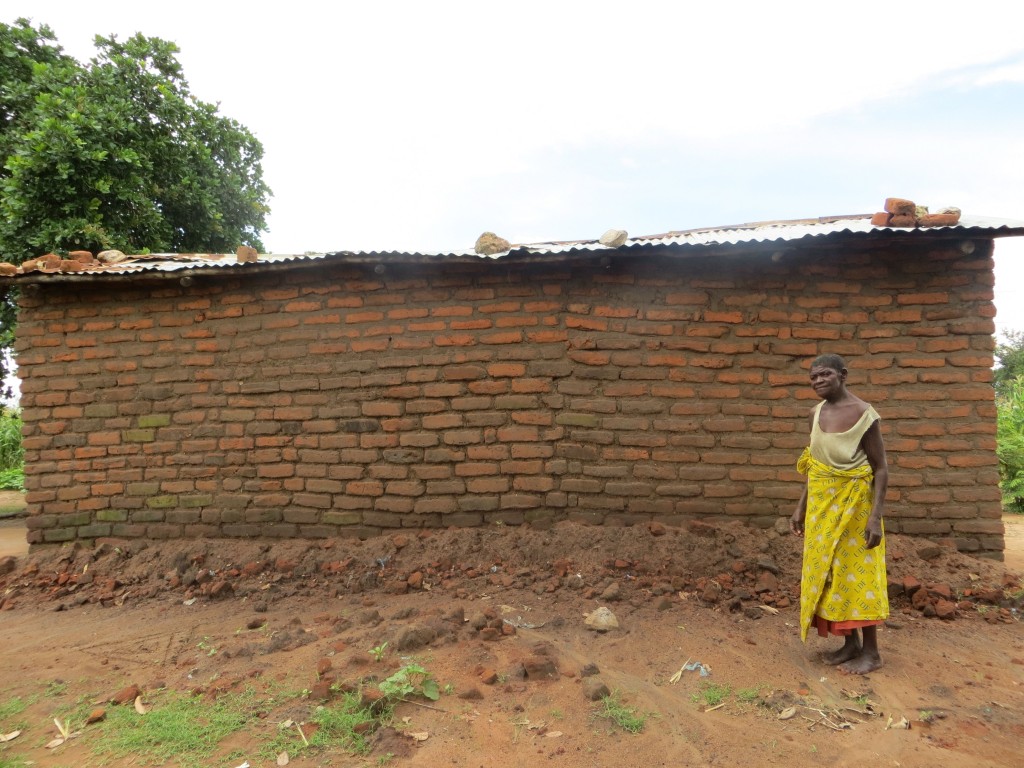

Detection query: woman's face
xmin=809 ymin=365 xmax=846 ymax=399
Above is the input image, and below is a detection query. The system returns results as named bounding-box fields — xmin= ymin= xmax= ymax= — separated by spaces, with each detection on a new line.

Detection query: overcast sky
xmin=5 ymin=1 xmax=1024 ymax=337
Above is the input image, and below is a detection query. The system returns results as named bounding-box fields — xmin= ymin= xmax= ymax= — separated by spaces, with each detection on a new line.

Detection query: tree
xmin=994 ymin=330 xmax=1024 ymax=399
xmin=995 ymin=331 xmax=1024 ymax=512
xmin=0 ymin=18 xmax=271 ymax=397
xmin=997 ymin=376 xmax=1024 ymax=513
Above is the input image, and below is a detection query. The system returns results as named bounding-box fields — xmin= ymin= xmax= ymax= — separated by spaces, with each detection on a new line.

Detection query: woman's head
xmin=808 ymin=353 xmax=848 ymax=400
xmin=810 ymin=353 xmax=846 ymax=374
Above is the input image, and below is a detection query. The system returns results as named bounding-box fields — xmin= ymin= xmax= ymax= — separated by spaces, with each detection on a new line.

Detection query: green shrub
xmin=0 ymin=410 xmax=23 ymax=473
xmin=997 ymin=376 xmax=1024 ymax=513
xmin=0 ymin=468 xmax=23 ymax=491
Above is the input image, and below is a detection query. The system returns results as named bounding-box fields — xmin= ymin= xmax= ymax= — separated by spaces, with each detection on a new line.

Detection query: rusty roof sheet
xmin=7 ymin=212 xmax=1024 ymax=280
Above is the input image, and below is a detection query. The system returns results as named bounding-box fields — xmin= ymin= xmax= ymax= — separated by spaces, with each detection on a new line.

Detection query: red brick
xmin=897 ymin=356 xmax=945 ymax=368
xmin=793 ymin=327 xmax=841 ymax=340
xmin=919 ymin=213 xmax=959 ymax=227
xmin=347 ymin=481 xmax=384 ymax=496
xmin=703 ymin=311 xmax=743 ymax=323
xmin=875 ymin=309 xmax=922 ymax=322
xmin=344 ymin=311 xmax=384 ymax=323
xmin=884 ymin=198 xmax=916 ymax=215
xmin=528 ymin=330 xmax=569 ymax=343
xmin=593 ymin=305 xmax=637 ymax=318
xmin=948 ymin=319 xmax=994 ymax=335
xmin=817 ymin=282 xmax=861 ymax=294
xmin=948 ymin=353 xmax=992 ymax=368
xmin=897 ymin=292 xmax=949 ymax=305
xmin=722 ymin=293 xmax=769 ymax=307
xmin=480 ymin=331 xmax=523 ymax=344
xmin=452 ymin=319 xmax=491 ymax=331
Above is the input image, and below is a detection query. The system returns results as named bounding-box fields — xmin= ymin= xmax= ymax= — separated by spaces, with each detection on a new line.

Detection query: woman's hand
xmin=864 ymin=515 xmax=883 ymax=549
xmin=791 ymin=485 xmax=808 ymax=536
xmin=790 ymin=506 xmax=806 ymax=536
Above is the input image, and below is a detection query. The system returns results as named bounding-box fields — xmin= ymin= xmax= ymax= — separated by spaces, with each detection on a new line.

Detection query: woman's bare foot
xmin=838 ymin=651 xmax=882 ymax=675
xmin=821 ymin=635 xmax=861 ymax=666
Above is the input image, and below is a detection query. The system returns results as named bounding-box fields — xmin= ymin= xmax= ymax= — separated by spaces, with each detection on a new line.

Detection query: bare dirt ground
xmin=1 ymin=512 xmax=1023 ymax=768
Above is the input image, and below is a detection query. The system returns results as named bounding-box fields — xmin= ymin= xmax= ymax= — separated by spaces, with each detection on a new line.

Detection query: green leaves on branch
xmin=996 ymin=331 xmax=1024 ymax=513
xmin=0 ymin=19 xmax=271 ymax=262
xmin=995 ymin=331 xmax=1024 ymax=400
xmin=997 ymin=374 xmax=1024 ymax=513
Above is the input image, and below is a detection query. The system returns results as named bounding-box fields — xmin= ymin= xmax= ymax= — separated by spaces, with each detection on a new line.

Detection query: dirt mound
xmin=1 ymin=519 xmax=1022 ymax=768
xmin=1 ymin=519 xmax=1016 ymax=618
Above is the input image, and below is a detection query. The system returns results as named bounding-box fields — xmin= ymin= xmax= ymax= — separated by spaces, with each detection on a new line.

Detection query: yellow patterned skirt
xmin=797 ymin=448 xmax=889 ymax=642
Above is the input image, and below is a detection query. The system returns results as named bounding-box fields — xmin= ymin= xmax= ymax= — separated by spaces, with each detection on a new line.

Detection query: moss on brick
xmin=95 ymin=509 xmax=129 ymax=522
xmin=43 ymin=528 xmax=75 ymax=542
xmin=137 ymin=414 xmax=171 ymax=428
xmin=323 ymin=510 xmax=363 ymax=526
xmin=123 ymin=429 xmax=156 ymax=442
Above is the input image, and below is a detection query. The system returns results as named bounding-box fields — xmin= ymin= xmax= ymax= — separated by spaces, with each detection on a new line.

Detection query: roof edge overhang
xmin=4 ymin=213 xmax=1023 ymax=286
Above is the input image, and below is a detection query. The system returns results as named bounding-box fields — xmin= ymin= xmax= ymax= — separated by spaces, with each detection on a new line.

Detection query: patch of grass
xmin=692 ymin=682 xmax=732 ymax=708
xmin=265 ymin=665 xmax=443 ymax=761
xmin=263 ymin=690 xmax=383 ymax=760
xmin=196 ymin=637 xmax=217 ymax=657
xmin=0 ymin=696 xmax=27 ymax=723
xmin=736 ymin=685 xmax=766 ymax=703
xmin=594 ymin=692 xmax=647 ymax=733
xmin=0 ymin=696 xmax=29 ymax=766
xmin=44 ymin=680 xmax=68 ymax=698
xmin=94 ymin=688 xmax=265 ymax=767
xmin=310 ymin=693 xmax=380 ymax=753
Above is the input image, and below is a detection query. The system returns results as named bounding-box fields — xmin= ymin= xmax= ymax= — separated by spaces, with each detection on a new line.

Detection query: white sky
xmin=4 ymin=1 xmax=1024 ymax=337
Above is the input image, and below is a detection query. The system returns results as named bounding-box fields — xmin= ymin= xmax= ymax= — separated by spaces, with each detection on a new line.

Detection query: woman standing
xmin=791 ymin=354 xmax=889 ymax=675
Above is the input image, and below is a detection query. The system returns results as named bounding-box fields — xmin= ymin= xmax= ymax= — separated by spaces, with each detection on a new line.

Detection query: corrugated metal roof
xmin=6 ymin=213 xmax=1024 ymax=280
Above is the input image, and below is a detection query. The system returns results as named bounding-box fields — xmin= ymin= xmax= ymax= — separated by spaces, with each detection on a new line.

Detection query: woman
xmin=790 ymin=353 xmax=889 ymax=675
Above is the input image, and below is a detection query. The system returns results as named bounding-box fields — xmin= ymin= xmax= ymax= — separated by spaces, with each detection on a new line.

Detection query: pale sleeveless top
xmin=809 ymin=401 xmax=880 ymax=471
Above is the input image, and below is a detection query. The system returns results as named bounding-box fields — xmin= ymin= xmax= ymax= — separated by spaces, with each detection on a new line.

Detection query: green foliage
xmin=379 ymin=664 xmax=440 ymax=701
xmin=997 ymin=375 xmax=1024 ymax=513
xmin=736 ymin=685 xmax=766 ymax=703
xmin=0 ymin=410 xmax=22 ymax=471
xmin=0 ymin=469 xmax=23 ymax=492
xmin=691 ymin=682 xmax=732 ymax=708
xmin=594 ymin=692 xmax=647 ymax=733
xmin=0 ymin=695 xmax=27 ymax=723
xmin=0 ymin=409 xmax=23 ymax=489
xmin=308 ymin=694 xmax=378 ymax=754
xmin=94 ymin=688 xmax=265 ymax=767
xmin=995 ymin=330 xmax=1024 ymax=399
xmin=0 ymin=19 xmax=271 ymax=395
xmin=261 ymin=692 xmax=378 ymax=761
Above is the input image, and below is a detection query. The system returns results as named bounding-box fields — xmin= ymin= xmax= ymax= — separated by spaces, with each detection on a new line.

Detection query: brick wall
xmin=14 ymin=237 xmax=1004 ymax=555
